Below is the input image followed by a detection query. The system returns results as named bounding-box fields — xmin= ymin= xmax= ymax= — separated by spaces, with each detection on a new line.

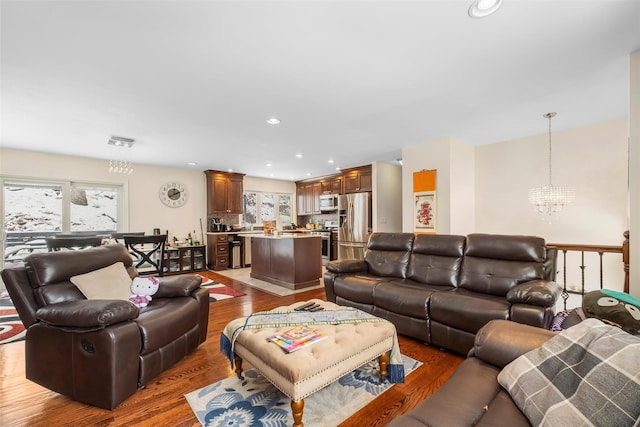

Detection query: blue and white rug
xmin=185 ymin=354 xmax=421 ymax=427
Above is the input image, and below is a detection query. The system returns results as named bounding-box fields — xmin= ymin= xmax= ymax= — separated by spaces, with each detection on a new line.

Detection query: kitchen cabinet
xmin=296 ymin=183 xmax=310 ymax=215
xmin=311 ymin=182 xmax=322 ymax=213
xmin=207 ymin=233 xmax=229 ymax=271
xmin=205 ymin=170 xmax=245 ymax=214
xmin=321 ymin=177 xmax=342 ymax=194
xmin=343 ymin=166 xmax=372 ymax=193
xmin=165 ymin=245 xmax=206 ymax=274
xmin=296 ymin=182 xmax=322 ymax=215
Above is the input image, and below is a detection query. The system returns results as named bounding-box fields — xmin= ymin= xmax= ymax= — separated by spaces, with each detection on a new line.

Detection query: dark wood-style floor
xmin=0 ymin=271 xmax=463 ymax=426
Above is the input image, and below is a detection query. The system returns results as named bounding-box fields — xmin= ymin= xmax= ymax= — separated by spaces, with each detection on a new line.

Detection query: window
xmin=1 ymin=178 xmax=125 ymax=269
xmin=243 ymin=191 xmax=292 ymax=227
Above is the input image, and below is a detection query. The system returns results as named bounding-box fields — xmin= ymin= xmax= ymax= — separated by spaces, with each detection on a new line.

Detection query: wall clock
xmin=159 ymin=182 xmax=188 ymax=208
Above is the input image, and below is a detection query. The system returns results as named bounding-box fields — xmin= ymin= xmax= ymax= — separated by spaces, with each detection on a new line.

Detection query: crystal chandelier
xmin=528 ymin=112 xmax=575 ymax=222
xmin=108 ymin=160 xmax=134 ymax=174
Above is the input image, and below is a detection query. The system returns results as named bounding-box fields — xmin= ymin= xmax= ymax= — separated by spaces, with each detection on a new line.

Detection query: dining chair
xmin=45 ymin=236 xmax=104 ymax=252
xmin=124 ymin=234 xmax=167 ymax=276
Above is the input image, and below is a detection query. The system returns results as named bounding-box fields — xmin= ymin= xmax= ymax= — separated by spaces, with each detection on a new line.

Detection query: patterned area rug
xmin=0 ymin=296 xmax=25 ymax=344
xmin=198 ymin=275 xmax=246 ymax=301
xmin=185 ymin=354 xmax=421 ymax=427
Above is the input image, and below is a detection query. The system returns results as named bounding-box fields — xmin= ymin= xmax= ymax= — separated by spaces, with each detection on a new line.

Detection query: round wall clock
xmin=159 ymin=182 xmax=188 ymax=208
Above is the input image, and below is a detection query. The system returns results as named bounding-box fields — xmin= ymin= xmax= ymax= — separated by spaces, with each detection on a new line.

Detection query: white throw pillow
xmin=70 ymin=261 xmax=133 ymax=301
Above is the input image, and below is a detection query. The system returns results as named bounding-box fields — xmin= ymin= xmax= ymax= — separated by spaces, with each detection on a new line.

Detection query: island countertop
xmin=250 ymin=234 xmax=320 ymax=240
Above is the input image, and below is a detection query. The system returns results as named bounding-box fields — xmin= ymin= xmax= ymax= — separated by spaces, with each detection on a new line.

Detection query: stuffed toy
xmin=129 ymin=276 xmax=160 ymax=308
xmin=582 ymin=289 xmax=640 ymax=335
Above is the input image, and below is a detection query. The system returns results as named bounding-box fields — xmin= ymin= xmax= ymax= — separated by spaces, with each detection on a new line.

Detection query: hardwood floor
xmin=0 ymin=271 xmax=463 ymax=426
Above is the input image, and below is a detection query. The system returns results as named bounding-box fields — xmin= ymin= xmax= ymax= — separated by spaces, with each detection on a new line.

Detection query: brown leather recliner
xmin=387 ymin=320 xmax=556 ymax=427
xmin=1 ymin=244 xmax=209 ymax=409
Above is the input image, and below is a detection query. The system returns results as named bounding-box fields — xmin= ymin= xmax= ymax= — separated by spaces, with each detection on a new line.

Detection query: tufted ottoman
xmin=230 ymin=299 xmax=398 ymax=427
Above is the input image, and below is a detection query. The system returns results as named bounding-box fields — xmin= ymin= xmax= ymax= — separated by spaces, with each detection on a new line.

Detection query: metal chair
xmin=124 ymin=234 xmax=167 ymax=276
xmin=45 ymin=236 xmax=103 ymax=252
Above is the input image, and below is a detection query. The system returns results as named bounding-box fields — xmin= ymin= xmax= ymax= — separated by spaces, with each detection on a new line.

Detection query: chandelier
xmin=108 ymin=160 xmax=134 ymax=174
xmin=528 ymin=112 xmax=575 ymax=222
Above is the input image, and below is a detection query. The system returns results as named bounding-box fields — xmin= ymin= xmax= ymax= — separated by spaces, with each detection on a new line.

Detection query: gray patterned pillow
xmin=497 ymin=318 xmax=640 ymax=426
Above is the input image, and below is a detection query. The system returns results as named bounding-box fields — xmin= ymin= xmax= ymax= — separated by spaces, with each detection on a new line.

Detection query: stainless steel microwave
xmin=319 ymin=194 xmax=338 ymax=211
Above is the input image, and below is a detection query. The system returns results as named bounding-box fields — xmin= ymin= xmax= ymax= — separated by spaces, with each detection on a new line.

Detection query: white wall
xmin=372 ymin=161 xmax=402 ymax=232
xmin=400 ymin=118 xmax=630 ymax=301
xmin=475 ymin=119 xmax=628 ymax=244
xmin=0 ymin=149 xmax=296 ymax=243
xmin=449 ymin=138 xmax=475 ymax=235
xmin=402 ymin=137 xmax=453 ymax=233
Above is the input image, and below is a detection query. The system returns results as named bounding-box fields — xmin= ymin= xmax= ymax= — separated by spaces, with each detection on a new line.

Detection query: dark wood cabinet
xmin=343 ymin=166 xmax=372 ymax=193
xmin=296 ymin=182 xmax=322 ymax=215
xmin=296 ymin=184 xmax=309 ymax=215
xmin=165 ymin=245 xmax=206 ymax=274
xmin=205 ymin=170 xmax=245 ymax=215
xmin=250 ymin=235 xmax=322 ymax=289
xmin=207 ymin=233 xmax=229 ymax=271
xmin=321 ymin=177 xmax=342 ymax=194
xmin=311 ymin=182 xmax=322 ymax=213
xmin=296 ymin=165 xmax=371 ymax=214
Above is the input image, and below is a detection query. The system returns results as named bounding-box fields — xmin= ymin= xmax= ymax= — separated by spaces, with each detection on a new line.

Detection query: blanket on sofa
xmin=220 ymin=307 xmax=405 ymax=383
xmin=498 ymin=318 xmax=640 ymax=427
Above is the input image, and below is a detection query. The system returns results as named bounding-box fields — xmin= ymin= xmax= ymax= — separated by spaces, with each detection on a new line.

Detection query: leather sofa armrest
xmin=155 ymin=275 xmax=203 ymax=298
xmin=36 ymin=299 xmax=139 ymax=330
xmin=325 ymin=259 xmax=368 ymax=274
xmin=470 ymin=319 xmax=555 ymax=368
xmin=506 ymin=279 xmax=562 ymax=307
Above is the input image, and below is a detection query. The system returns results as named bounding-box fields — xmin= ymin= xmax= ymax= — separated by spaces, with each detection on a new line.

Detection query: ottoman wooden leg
xmin=378 ymin=352 xmax=389 ymax=377
xmin=234 ymin=354 xmax=244 ymax=379
xmin=291 ymin=399 xmax=304 ymax=427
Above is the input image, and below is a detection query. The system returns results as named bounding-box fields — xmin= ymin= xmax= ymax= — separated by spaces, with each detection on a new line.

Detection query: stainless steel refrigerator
xmin=338 ymin=192 xmax=372 ymax=260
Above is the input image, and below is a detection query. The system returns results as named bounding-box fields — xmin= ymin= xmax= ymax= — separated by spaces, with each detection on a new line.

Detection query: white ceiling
xmin=1 ymin=0 xmax=640 ymax=181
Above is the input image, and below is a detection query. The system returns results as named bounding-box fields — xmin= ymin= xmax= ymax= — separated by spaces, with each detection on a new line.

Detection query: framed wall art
xmin=413 ymin=169 xmax=437 ymax=233
xmin=414 ymin=191 xmax=437 ymax=232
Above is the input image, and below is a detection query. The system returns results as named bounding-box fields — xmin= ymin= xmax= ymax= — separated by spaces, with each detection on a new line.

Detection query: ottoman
xmin=221 ymin=299 xmax=402 ymax=427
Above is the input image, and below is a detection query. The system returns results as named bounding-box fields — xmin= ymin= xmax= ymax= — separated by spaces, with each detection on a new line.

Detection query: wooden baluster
xmin=598 ymin=251 xmax=604 ymax=289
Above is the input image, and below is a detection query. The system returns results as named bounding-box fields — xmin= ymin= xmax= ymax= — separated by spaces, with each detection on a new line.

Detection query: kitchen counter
xmin=250 ymin=233 xmax=318 ymax=239
xmin=250 ymin=234 xmax=321 ymax=290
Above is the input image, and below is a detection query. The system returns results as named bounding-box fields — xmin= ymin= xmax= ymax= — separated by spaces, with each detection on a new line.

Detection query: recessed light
xmin=335 ymin=167 xmax=341 ymax=171
xmin=296 ymin=154 xmax=303 ymax=158
xmin=107 ymin=135 xmax=135 ymax=148
xmin=266 ymin=117 xmax=281 ymax=125
xmin=227 ymin=168 xmax=233 ymax=172
xmin=328 ymin=159 xmax=334 ymax=164
xmin=266 ymin=163 xmax=272 ymax=167
xmin=306 ymin=172 xmax=312 ymax=177
xmin=187 ymin=162 xmax=197 ymax=166
xmin=468 ymin=0 xmax=502 ymax=18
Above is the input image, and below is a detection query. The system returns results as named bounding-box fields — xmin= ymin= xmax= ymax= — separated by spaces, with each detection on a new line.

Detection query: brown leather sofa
xmin=1 ymin=244 xmax=209 ymax=409
xmin=387 ymin=319 xmax=556 ymax=427
xmin=324 ymin=233 xmax=561 ymax=354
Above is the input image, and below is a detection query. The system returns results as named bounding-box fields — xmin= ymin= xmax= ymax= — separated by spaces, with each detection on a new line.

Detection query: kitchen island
xmin=250 ymin=234 xmax=322 ymax=290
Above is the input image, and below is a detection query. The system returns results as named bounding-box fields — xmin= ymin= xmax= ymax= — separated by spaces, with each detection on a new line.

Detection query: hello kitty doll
xmin=129 ymin=276 xmax=160 ymax=308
